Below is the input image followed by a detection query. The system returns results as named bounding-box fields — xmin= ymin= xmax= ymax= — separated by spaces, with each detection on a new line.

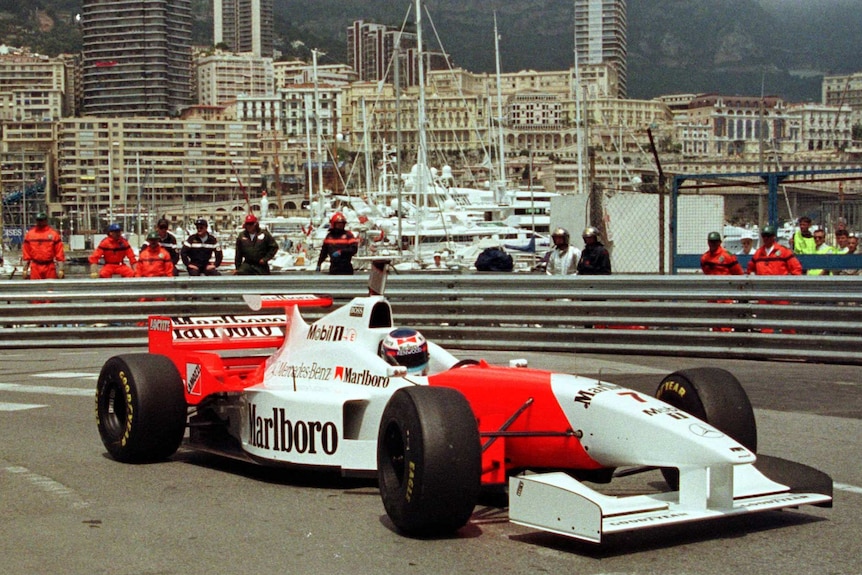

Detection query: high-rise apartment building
xmin=214 ymin=0 xmax=274 ymax=58
xmin=0 ymin=48 xmax=71 ymax=121
xmin=57 ymin=117 xmax=261 ymax=231
xmin=196 ymin=51 xmax=275 ymax=106
xmin=81 ymin=0 xmax=193 ymax=117
xmin=574 ymin=0 xmax=627 ymax=98
xmin=347 ymin=20 xmax=418 ymax=86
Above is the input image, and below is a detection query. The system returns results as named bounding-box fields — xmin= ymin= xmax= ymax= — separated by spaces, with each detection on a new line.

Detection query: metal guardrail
xmin=1 ymin=274 xmax=861 ymax=364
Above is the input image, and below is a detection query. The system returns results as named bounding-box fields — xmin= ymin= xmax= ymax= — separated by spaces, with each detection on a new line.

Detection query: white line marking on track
xmin=33 ymin=372 xmax=98 ymax=379
xmin=835 ymin=482 xmax=862 ymax=496
xmin=0 ymin=383 xmax=92 ymax=396
xmin=0 ymin=402 xmax=47 ymax=411
xmin=2 ymin=465 xmax=89 ymax=509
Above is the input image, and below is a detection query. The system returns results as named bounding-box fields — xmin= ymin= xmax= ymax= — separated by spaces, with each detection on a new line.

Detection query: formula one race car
xmin=96 ymin=261 xmax=832 ymax=543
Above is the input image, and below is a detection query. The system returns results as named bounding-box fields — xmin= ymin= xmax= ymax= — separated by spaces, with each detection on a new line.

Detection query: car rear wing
xmin=146 ymin=295 xmax=332 ymax=353
xmin=147 ymin=314 xmax=290 ymax=352
xmin=243 ymin=294 xmax=333 ymax=311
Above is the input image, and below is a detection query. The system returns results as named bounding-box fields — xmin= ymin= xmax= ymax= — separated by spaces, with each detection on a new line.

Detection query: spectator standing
xmin=736 ymin=233 xmax=756 ymax=255
xmin=153 ymin=217 xmax=180 ymax=275
xmin=839 ymin=233 xmax=859 ymax=275
xmin=235 ymin=214 xmax=278 ymax=275
xmin=806 ymin=229 xmax=834 ymax=276
xmin=316 ymin=212 xmax=359 ymax=275
xmin=181 ymin=218 xmax=222 ymax=276
xmin=834 ymin=229 xmax=850 ymax=254
xmin=545 ymin=227 xmax=580 ymax=275
xmin=746 ymin=225 xmax=802 ymax=275
xmin=89 ymin=223 xmax=136 ymax=278
xmin=700 ymin=231 xmax=742 ymax=331
xmin=22 ymin=211 xmax=65 ymax=280
xmin=577 ymin=227 xmax=611 ymax=275
xmin=136 ymin=231 xmax=175 ymax=277
xmin=791 ymin=216 xmax=816 ymax=256
xmin=700 ymin=231 xmax=743 ymax=275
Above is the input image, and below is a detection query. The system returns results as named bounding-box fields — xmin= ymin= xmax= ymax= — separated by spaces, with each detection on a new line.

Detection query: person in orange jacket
xmin=135 ymin=231 xmax=175 ymax=277
xmin=700 ymin=231 xmax=743 ymax=275
xmin=22 ymin=211 xmax=65 ymax=280
xmin=700 ymin=231 xmax=743 ymax=331
xmin=89 ymin=223 xmax=136 ymax=278
xmin=747 ymin=225 xmax=802 ymax=276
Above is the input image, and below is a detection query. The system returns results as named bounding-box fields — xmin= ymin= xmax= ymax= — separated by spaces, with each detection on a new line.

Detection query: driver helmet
xmin=330 ymin=212 xmax=347 ymax=226
xmin=380 ymin=328 xmax=429 ymax=374
xmin=582 ymin=226 xmax=599 ymax=239
xmin=146 ymin=230 xmax=160 ymax=241
xmin=107 ymin=223 xmax=122 ymax=233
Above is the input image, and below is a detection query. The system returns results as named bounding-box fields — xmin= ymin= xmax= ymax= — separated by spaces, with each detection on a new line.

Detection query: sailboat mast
xmin=412 ymin=0 xmax=429 ymax=257
xmin=394 ymin=38 xmax=404 ymax=257
xmin=415 ymin=0 xmax=428 ymax=211
xmin=304 ymin=75 xmax=314 ymax=217
xmin=493 ymin=12 xmax=506 ymax=200
xmin=362 ymin=97 xmax=373 ymax=198
xmin=313 ymin=49 xmax=325 ymax=216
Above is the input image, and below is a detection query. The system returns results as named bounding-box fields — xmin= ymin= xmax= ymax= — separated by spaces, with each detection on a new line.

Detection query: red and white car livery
xmin=97 ymin=263 xmax=832 ymax=543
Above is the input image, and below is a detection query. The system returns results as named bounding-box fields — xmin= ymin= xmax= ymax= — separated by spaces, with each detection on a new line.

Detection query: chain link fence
xmin=671 ymin=168 xmax=862 ymax=272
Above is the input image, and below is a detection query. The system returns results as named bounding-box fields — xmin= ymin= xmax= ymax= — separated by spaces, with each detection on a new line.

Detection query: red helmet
xmin=330 ymin=212 xmax=347 ymax=225
xmin=244 ymin=213 xmax=258 ymax=225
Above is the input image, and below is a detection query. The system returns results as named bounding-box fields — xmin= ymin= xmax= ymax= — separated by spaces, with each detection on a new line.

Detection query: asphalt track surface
xmin=1 ymin=347 xmax=860 ymax=575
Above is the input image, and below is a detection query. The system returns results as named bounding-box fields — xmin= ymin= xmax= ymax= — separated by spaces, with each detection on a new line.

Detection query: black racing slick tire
xmin=655 ymin=367 xmax=757 ymax=488
xmin=96 ymin=354 xmax=187 ymax=463
xmin=377 ymin=386 xmax=481 ymax=536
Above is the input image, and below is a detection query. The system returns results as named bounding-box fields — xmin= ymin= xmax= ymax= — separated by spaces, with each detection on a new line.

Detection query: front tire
xmin=96 ymin=354 xmax=187 ymax=463
xmin=655 ymin=367 xmax=757 ymax=488
xmin=377 ymin=386 xmax=481 ymax=536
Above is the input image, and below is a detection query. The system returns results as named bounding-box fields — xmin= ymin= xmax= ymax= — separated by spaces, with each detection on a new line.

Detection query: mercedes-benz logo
xmin=689 ymin=423 xmax=724 ymax=439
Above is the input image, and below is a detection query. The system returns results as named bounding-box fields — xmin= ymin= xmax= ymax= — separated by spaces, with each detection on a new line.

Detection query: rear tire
xmin=96 ymin=354 xmax=187 ymax=463
xmin=655 ymin=367 xmax=757 ymax=488
xmin=377 ymin=386 xmax=481 ymax=536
